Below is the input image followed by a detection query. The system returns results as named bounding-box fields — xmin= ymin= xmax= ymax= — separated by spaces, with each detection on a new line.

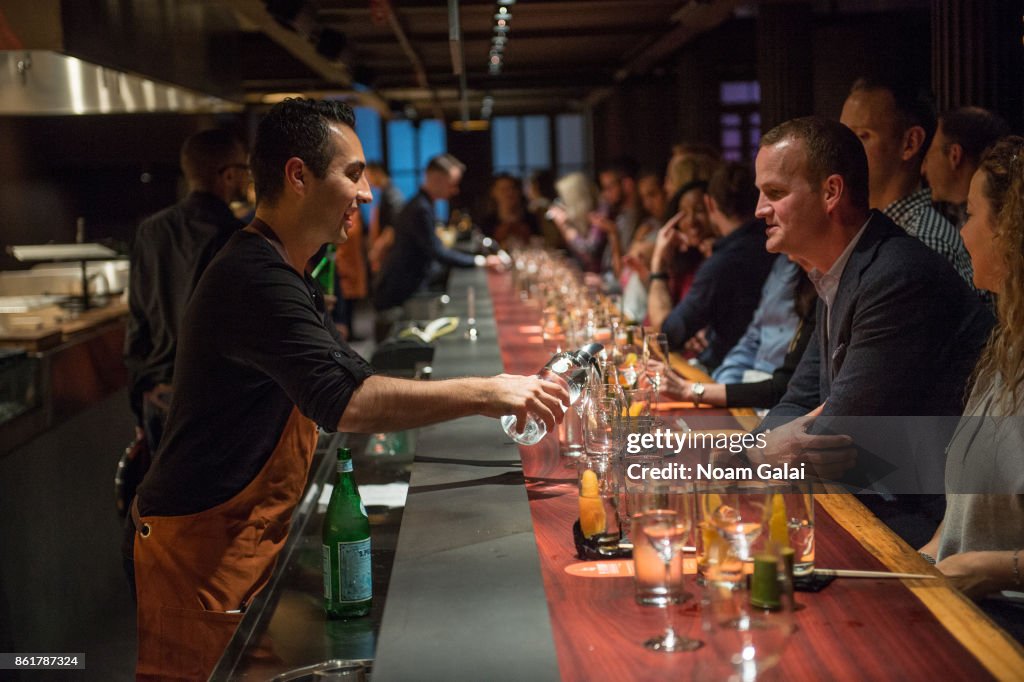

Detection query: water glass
xmin=635 ymin=509 xmax=703 ymax=653
xmin=558 ymin=402 xmax=587 ymax=459
xmin=584 ymin=397 xmax=622 ymax=457
xmin=622 ymin=388 xmax=652 ymax=422
xmin=702 ymin=548 xmax=796 ymax=680
xmin=698 ymin=482 xmax=767 ymax=584
xmin=764 ymin=483 xmax=815 ymax=576
xmin=629 ymin=479 xmax=695 ymax=607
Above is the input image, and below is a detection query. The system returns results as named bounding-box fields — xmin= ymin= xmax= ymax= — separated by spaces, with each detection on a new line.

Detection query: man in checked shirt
xmin=839 ymin=75 xmax=977 ymax=292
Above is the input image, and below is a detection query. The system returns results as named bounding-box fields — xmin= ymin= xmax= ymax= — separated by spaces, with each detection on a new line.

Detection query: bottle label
xmin=335 ymin=538 xmax=372 ymax=602
xmin=337 ymin=459 xmax=353 ymax=473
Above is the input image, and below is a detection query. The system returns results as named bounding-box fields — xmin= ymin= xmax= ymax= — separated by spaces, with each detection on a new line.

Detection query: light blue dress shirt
xmin=712 ymin=255 xmax=800 ymax=384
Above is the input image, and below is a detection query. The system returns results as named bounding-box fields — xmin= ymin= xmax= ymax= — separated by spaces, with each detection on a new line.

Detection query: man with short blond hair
xmin=840 ymin=76 xmax=973 ymax=285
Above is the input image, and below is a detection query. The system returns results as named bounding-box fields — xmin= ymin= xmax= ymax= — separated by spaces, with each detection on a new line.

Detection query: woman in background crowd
xmin=479 ymin=173 xmax=540 ymax=248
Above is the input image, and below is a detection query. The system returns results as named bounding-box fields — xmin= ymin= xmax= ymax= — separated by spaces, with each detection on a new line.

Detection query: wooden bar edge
xmin=818 ymin=487 xmax=1024 ymax=681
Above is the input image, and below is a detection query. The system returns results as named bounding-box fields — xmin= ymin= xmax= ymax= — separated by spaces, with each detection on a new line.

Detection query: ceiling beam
xmin=614 ymin=0 xmax=747 ymax=82
xmin=377 ymin=0 xmax=445 ymax=120
xmin=220 ymin=0 xmax=352 ymax=85
xmin=338 ymin=24 xmax=672 ymax=45
xmin=321 ymin=0 xmax=680 ymax=15
xmin=218 ymin=0 xmax=391 ymax=116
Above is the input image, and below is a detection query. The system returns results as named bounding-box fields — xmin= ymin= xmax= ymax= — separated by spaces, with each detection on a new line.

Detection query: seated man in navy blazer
xmin=372 ymin=153 xmax=496 ymax=311
xmin=747 ymin=116 xmax=992 ymax=543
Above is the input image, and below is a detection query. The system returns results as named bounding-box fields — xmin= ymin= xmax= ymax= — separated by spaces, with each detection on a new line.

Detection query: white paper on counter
xmin=318 ymin=482 xmax=409 ymax=510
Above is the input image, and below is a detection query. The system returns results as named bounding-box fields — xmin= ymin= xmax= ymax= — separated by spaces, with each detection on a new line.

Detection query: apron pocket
xmin=159 ymin=605 xmax=243 ymax=681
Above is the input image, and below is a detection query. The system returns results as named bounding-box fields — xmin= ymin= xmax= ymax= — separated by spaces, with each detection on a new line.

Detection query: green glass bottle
xmin=322 ymin=447 xmax=372 ymax=618
xmin=311 ymin=244 xmax=336 ymax=296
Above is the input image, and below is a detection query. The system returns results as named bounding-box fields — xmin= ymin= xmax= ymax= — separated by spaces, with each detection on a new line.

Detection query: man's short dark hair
xmin=180 ymin=128 xmax=245 ymax=189
xmin=637 ymin=168 xmax=664 ymax=187
xmin=707 ymin=162 xmax=758 ymax=219
xmin=426 ymin=153 xmax=466 ymax=175
xmin=599 ymin=157 xmax=639 ymax=181
xmin=939 ymin=107 xmax=1011 ymax=166
xmin=250 ymin=98 xmax=356 ymax=205
xmin=760 ymin=116 xmax=870 ymax=211
xmin=850 ymin=75 xmax=937 ymax=158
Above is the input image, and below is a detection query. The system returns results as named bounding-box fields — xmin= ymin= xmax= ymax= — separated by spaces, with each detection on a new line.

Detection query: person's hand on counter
xmin=684 ymin=328 xmax=709 ymax=355
xmin=936 ymin=550 xmax=1021 ymax=600
xmin=650 ymin=359 xmax=726 ymax=407
xmin=748 ymin=404 xmax=856 ymax=481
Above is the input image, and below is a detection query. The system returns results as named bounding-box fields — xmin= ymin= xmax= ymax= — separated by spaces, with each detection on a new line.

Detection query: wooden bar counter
xmin=486 ymin=269 xmax=1024 ymax=681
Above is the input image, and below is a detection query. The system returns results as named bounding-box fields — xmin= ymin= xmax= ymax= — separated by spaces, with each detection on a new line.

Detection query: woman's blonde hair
xmin=665 ymin=152 xmax=719 ymax=197
xmin=971 ymin=135 xmax=1024 ymax=412
xmin=555 ymin=172 xmax=597 ymax=227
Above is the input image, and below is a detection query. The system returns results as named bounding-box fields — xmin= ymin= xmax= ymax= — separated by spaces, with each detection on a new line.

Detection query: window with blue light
xmin=354 ymin=106 xmax=382 ymax=225
xmin=386 ymin=118 xmax=448 ymax=220
xmin=556 ymin=114 xmax=586 ymax=177
xmin=719 ymin=81 xmax=761 ymax=163
xmin=492 ymin=117 xmax=521 ymax=175
xmin=491 ymin=113 xmax=586 ymax=182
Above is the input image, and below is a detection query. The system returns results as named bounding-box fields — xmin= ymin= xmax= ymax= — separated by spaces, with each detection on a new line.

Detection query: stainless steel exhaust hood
xmin=0 ymin=0 xmax=244 ymax=115
xmin=0 ymin=50 xmax=242 ymax=115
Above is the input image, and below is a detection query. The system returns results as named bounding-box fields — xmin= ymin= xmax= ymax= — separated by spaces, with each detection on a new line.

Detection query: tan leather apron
xmin=133 ymin=407 xmax=318 ymax=681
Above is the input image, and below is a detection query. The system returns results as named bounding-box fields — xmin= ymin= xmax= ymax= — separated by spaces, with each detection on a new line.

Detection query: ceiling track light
xmin=488 ymin=0 xmax=515 ymax=76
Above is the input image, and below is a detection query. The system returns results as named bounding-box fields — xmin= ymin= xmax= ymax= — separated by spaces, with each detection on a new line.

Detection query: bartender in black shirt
xmin=124 ymin=128 xmax=249 ymax=451
xmin=126 ymin=98 xmax=568 ymax=681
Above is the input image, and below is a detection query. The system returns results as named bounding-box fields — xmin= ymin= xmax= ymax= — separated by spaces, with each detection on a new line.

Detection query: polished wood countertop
xmin=487 ymin=268 xmax=1024 ymax=681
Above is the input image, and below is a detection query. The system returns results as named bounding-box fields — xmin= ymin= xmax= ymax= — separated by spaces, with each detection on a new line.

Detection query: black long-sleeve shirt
xmin=661 ymin=218 xmax=776 ymax=370
xmin=137 ymin=229 xmax=374 ymax=516
xmin=373 ymin=190 xmax=476 ymax=310
xmin=123 ymin=192 xmax=244 ymax=421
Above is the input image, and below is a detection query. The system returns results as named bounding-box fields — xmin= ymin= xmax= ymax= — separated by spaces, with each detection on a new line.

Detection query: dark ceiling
xmin=228 ymin=0 xmax=930 ymax=120
xmin=234 ymin=0 xmax=752 ymax=118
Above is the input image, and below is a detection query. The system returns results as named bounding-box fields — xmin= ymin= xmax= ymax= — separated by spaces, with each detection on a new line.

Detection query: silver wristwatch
xmin=691 ymin=382 xmax=705 ymax=406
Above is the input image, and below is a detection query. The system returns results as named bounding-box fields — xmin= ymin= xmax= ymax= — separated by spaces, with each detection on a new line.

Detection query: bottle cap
xmin=577 ymin=343 xmax=604 ymax=364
